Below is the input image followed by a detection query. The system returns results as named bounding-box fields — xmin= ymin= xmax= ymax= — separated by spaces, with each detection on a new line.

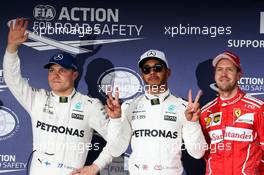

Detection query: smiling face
xmin=214 ymin=58 xmax=241 ymax=96
xmin=141 ymin=58 xmax=170 ymax=94
xmin=48 ymin=64 xmax=78 ymax=96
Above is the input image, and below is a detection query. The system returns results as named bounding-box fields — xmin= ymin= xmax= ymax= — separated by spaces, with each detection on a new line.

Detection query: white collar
xmin=51 ymin=89 xmax=77 ymax=103
xmin=145 ymin=89 xmax=170 ymax=102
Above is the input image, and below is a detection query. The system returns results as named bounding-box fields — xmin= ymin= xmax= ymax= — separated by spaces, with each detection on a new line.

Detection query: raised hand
xmin=185 ymin=89 xmax=202 ymax=122
xmin=70 ymin=164 xmax=99 ymax=175
xmin=105 ymin=87 xmax=121 ymax=119
xmin=7 ymin=18 xmax=29 ymax=53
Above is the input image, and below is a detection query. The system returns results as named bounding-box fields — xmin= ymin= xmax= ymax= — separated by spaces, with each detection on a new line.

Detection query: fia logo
xmin=33 ymin=5 xmax=56 ymax=21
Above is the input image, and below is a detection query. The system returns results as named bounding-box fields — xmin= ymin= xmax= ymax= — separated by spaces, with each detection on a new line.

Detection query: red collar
xmin=217 ymin=89 xmax=245 ymax=106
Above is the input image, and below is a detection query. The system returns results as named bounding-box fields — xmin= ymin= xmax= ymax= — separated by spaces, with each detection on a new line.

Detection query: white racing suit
xmin=3 ymin=51 xmax=114 ymax=175
xmin=108 ymin=90 xmax=207 ymax=175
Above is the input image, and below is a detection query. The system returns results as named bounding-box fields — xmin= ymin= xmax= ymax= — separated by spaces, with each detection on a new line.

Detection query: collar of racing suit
xmin=217 ymin=88 xmax=245 ymax=107
xmin=50 ymin=89 xmax=77 ymax=103
xmin=144 ymin=89 xmax=170 ymax=102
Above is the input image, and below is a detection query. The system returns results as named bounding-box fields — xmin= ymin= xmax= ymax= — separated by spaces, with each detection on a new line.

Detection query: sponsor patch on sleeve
xmin=206 ymin=112 xmax=222 ymax=128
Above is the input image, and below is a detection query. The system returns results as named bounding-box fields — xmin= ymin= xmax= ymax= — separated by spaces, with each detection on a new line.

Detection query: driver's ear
xmin=167 ymin=68 xmax=171 ymax=77
xmin=73 ymin=71 xmax=79 ymax=80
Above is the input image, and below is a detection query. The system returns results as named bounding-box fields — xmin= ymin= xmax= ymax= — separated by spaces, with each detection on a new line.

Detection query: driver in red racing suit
xmin=199 ymin=51 xmax=264 ymax=175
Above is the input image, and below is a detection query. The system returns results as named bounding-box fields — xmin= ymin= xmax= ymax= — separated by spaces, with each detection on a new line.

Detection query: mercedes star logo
xmin=54 ymin=54 xmax=64 ymax=60
xmin=147 ymin=51 xmax=156 ymax=57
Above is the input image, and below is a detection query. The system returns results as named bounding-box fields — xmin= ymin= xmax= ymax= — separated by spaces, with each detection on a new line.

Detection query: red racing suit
xmin=200 ymin=89 xmax=264 ymax=175
xmin=259 ymin=155 xmax=264 ymax=175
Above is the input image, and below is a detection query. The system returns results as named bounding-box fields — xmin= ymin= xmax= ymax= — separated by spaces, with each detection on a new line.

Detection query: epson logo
xmin=164 ymin=115 xmax=177 ymax=122
xmin=71 ymin=113 xmax=84 ymax=120
xmin=33 ymin=5 xmax=56 ymax=21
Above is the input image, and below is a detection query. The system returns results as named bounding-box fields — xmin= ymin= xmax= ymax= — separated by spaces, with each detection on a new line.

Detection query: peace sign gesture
xmin=184 ymin=89 xmax=203 ymax=122
xmin=105 ymin=87 xmax=121 ymax=119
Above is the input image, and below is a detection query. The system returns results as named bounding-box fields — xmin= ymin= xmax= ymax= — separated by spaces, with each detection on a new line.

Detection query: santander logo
xmin=209 ymin=127 xmax=253 ymax=143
